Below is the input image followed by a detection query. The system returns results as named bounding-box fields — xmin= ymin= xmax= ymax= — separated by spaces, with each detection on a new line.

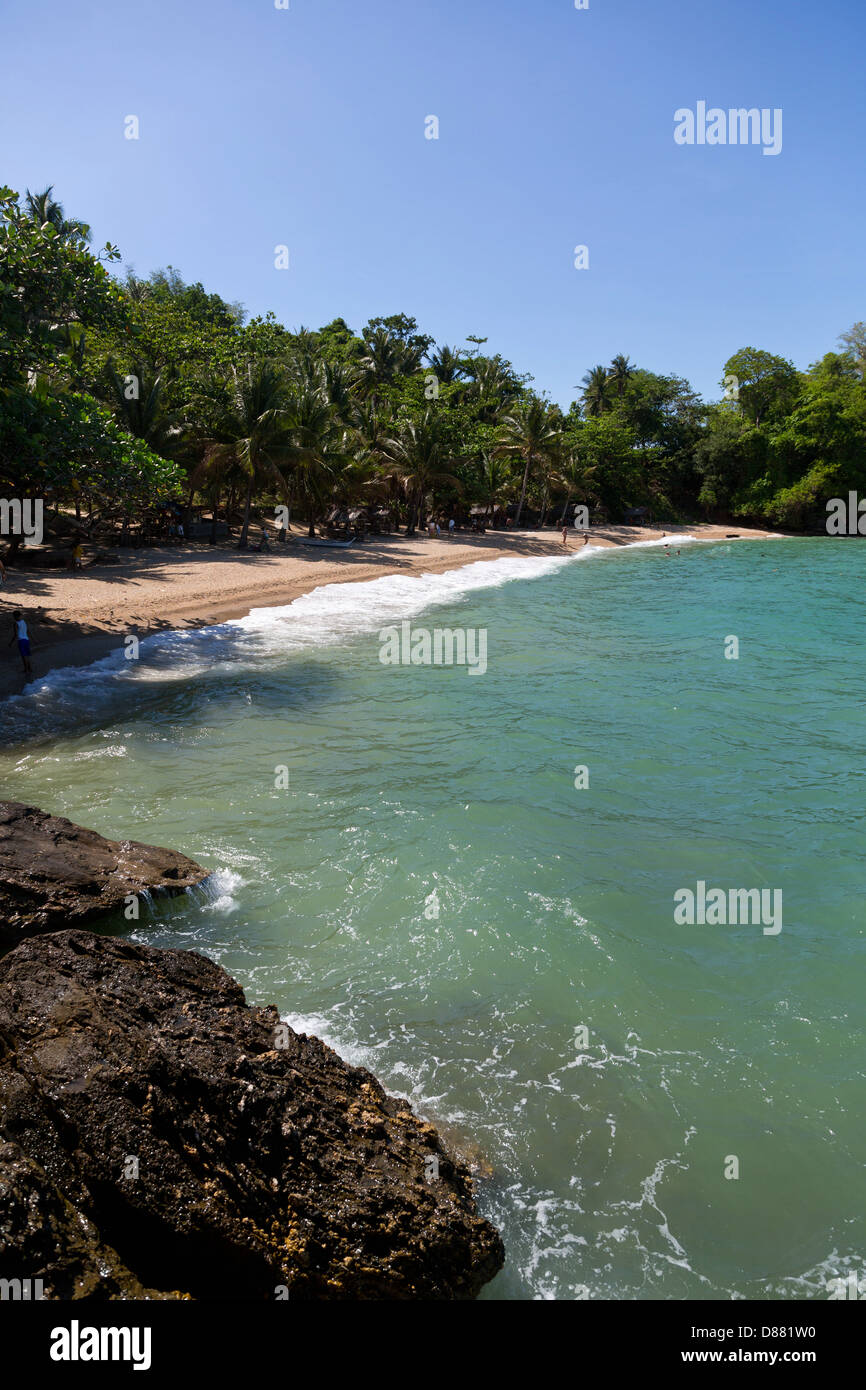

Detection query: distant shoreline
xmin=0 ymin=523 xmax=786 ymax=699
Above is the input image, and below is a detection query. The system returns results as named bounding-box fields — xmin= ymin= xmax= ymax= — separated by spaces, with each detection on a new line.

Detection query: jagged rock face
xmin=0 ymin=931 xmax=504 ymax=1300
xmin=0 ymin=802 xmax=208 ymax=943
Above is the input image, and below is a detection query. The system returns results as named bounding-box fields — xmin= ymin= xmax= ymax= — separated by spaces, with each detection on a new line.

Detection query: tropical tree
xmin=496 ymin=396 xmax=560 ymax=525
xmin=556 ymin=449 xmax=597 ymax=523
xmin=580 ymin=365 xmax=613 ymax=417
xmin=283 ymin=380 xmax=351 ymax=535
xmin=24 ymin=185 xmax=91 ymax=242
xmin=428 ymin=344 xmax=468 ymax=385
xmin=104 ymin=360 xmax=179 ymax=455
xmin=608 ymin=353 xmax=635 ymax=398
xmin=384 ymin=410 xmax=461 ymax=534
xmin=722 ymin=348 xmax=800 ymax=426
xmin=479 ymin=450 xmax=511 ymax=520
xmin=200 ymin=361 xmax=291 ymax=548
xmin=360 ymin=325 xmax=424 ymax=395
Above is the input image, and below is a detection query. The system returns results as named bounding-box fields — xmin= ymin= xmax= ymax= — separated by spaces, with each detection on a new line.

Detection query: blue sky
xmin=2 ymin=0 xmax=864 ymax=408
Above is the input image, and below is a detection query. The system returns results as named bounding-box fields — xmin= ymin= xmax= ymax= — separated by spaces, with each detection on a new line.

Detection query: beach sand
xmin=0 ymin=523 xmax=782 ymax=698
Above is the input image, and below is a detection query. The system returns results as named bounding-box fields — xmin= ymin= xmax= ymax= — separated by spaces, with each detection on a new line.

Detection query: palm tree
xmin=468 ymin=356 xmax=521 ymax=422
xmin=556 ymin=450 xmax=597 ymax=523
xmin=580 ymin=365 xmax=613 ymax=417
xmin=323 ymin=358 xmax=363 ymax=424
xmin=201 ymin=362 xmax=292 ymax=549
xmin=608 ymin=354 xmax=634 ymax=399
xmin=360 ymin=327 xmax=423 ymax=397
xmin=284 ymin=381 xmax=350 ymax=535
xmin=383 ymin=410 xmax=461 ymax=534
xmin=428 ymin=344 xmax=468 ymax=385
xmin=104 ymin=361 xmax=179 ymax=454
xmin=24 ymin=186 xmax=91 ymax=242
xmin=496 ymin=396 xmax=561 ymax=526
xmin=479 ymin=451 xmax=511 ymax=522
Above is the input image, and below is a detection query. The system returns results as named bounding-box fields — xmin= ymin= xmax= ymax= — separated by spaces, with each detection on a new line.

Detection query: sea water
xmin=0 ymin=537 xmax=863 ymax=1301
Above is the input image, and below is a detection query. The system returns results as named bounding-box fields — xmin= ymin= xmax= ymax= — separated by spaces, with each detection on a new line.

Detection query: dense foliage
xmin=2 ymin=183 xmax=864 ymax=547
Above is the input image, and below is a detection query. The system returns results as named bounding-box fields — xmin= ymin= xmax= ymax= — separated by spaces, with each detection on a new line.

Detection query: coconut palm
xmin=479 ymin=450 xmax=511 ymax=521
xmin=360 ymin=326 xmax=423 ymax=396
xmin=556 ymin=450 xmax=597 ymax=523
xmin=383 ymin=410 xmax=461 ymax=534
xmin=24 ymin=186 xmax=91 ymax=242
xmin=200 ymin=361 xmax=292 ymax=549
xmin=468 ymin=356 xmax=521 ymax=421
xmin=104 ymin=361 xmax=179 ymax=454
xmin=609 ymin=354 xmax=635 ymax=398
xmin=496 ymin=396 xmax=561 ymax=526
xmin=323 ymin=358 xmax=363 ymax=424
xmin=580 ymin=365 xmax=613 ymax=417
xmin=428 ymin=344 xmax=468 ymax=385
xmin=284 ymin=381 xmax=351 ymax=535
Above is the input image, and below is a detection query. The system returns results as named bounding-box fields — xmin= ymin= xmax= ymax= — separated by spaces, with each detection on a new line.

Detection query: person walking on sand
xmin=9 ymin=611 xmax=32 ymax=676
xmin=448 ymin=517 xmax=455 ymax=537
xmin=561 ymin=524 xmax=568 ymax=547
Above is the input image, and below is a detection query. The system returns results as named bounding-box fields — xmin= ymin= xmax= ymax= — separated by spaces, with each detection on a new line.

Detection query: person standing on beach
xmin=561 ymin=524 xmax=568 ymax=547
xmin=449 ymin=517 xmax=455 ymax=537
xmin=8 ymin=611 xmax=32 ymax=676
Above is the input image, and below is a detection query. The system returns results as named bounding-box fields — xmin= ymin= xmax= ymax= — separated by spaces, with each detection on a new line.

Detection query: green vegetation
xmin=2 ymin=183 xmax=864 ymax=551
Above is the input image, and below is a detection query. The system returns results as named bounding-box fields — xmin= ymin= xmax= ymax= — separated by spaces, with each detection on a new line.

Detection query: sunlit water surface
xmin=1 ymin=537 xmax=863 ymax=1300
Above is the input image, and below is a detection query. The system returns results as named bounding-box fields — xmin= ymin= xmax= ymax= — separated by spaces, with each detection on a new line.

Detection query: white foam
xmin=0 ymin=538 xmax=701 ymax=741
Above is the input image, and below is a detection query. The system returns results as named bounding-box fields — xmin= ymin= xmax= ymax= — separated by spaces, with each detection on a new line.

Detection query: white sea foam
xmin=193 ymin=867 xmax=243 ymax=913
xmin=0 ymin=538 xmax=700 ymax=743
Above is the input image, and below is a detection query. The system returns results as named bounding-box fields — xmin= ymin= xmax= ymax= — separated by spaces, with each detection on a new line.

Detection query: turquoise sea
xmin=1 ymin=536 xmax=863 ymax=1300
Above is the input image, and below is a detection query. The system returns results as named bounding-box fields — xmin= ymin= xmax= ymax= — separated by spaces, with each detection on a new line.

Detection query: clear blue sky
xmin=2 ymin=0 xmax=864 ymax=408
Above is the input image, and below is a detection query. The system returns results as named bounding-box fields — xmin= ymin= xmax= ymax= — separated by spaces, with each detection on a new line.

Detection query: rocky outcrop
xmin=0 ymin=802 xmax=208 ymax=943
xmin=0 ymin=930 xmax=504 ymax=1299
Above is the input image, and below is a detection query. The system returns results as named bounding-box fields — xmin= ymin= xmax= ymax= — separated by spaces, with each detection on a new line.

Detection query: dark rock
xmin=0 ymin=930 xmax=504 ymax=1300
xmin=0 ymin=802 xmax=208 ymax=944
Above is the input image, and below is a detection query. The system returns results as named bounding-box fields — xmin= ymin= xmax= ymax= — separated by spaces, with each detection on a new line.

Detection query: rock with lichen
xmin=0 ymin=930 xmax=504 ymax=1299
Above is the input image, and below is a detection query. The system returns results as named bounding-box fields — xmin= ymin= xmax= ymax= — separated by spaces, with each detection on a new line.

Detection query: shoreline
xmin=0 ymin=523 xmax=784 ymax=699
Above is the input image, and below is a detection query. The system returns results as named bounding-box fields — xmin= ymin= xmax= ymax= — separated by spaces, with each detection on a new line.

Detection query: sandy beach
xmin=0 ymin=523 xmax=783 ymax=698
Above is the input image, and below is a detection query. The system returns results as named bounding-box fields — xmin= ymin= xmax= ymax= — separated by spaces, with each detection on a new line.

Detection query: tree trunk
xmin=515 ymin=451 xmax=531 ymax=526
xmin=558 ymin=491 xmax=572 ymax=524
xmin=237 ymin=477 xmax=254 ymax=549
